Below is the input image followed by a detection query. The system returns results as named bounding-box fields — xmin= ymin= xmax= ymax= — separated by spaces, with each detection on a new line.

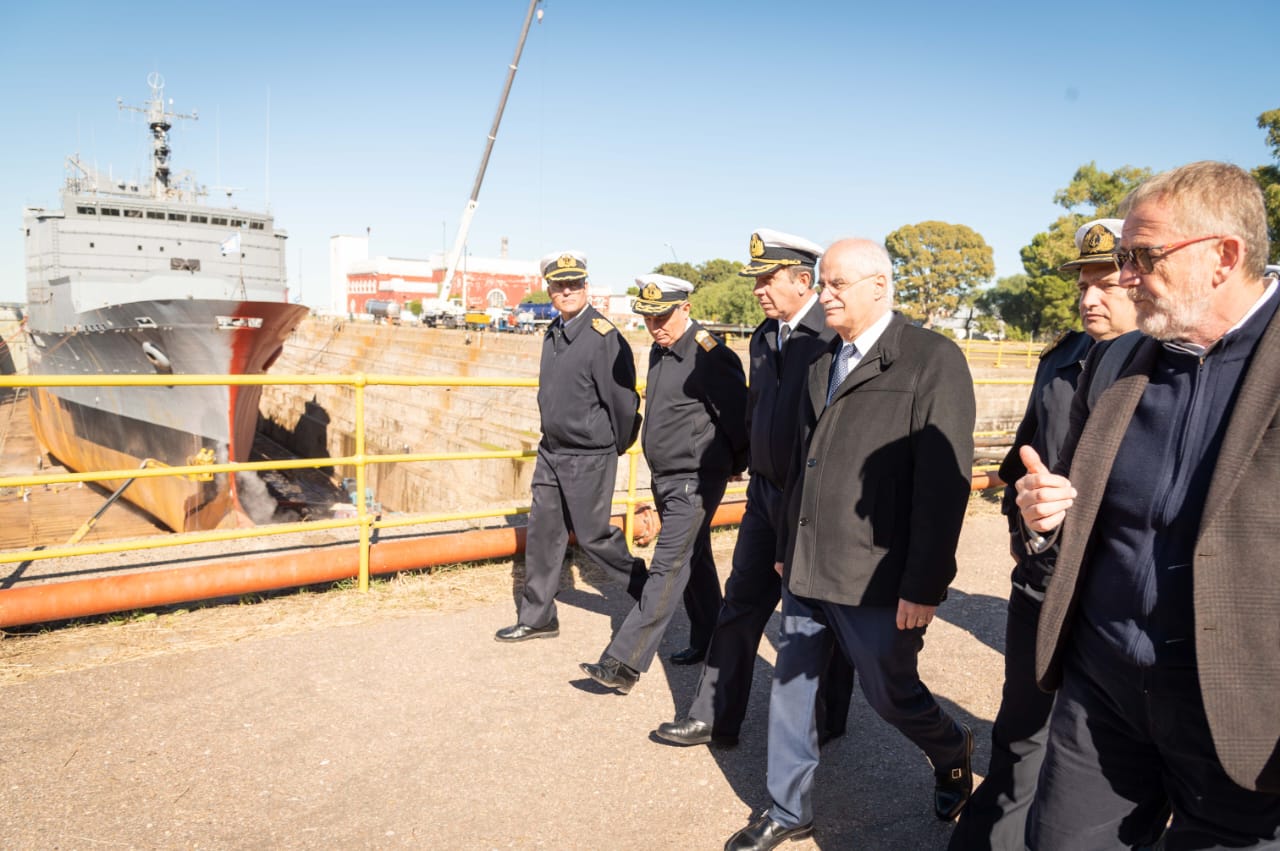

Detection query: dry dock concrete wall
xmin=259 ymin=317 xmax=1034 ymax=516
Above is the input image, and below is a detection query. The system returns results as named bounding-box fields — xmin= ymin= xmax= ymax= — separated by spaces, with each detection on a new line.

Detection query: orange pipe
xmin=0 ymin=501 xmax=750 ymax=628
xmin=0 ymin=472 xmax=987 ymax=628
xmin=972 ymin=471 xmax=1004 ymax=491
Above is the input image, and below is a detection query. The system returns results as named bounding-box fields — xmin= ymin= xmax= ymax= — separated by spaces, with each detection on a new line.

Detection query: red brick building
xmin=331 ymin=236 xmax=542 ymax=315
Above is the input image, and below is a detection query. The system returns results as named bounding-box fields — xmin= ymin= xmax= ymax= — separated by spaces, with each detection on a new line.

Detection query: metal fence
xmin=0 ymin=369 xmax=1031 ymax=596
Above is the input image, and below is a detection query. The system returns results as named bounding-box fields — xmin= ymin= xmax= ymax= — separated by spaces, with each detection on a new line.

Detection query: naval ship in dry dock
xmin=22 ymin=73 xmax=309 ymax=532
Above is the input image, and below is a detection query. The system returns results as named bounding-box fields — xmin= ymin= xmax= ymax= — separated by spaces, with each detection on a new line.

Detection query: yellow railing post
xmin=964 ymin=336 xmax=972 ymax=359
xmin=625 ymin=444 xmax=639 ymax=551
xmin=354 ymin=373 xmax=370 ymax=592
xmin=995 ymin=339 xmax=1005 ymax=369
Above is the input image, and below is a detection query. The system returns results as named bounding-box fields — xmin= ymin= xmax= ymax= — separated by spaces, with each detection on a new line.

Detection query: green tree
xmin=884 ymin=221 xmax=994 ymax=326
xmin=652 ymin=261 xmax=703 ymax=284
xmin=522 ymin=289 xmax=551 ymax=304
xmin=1027 ymin=274 xmax=1080 ymax=337
xmin=405 ymin=299 xmax=422 ymax=317
xmin=975 ymin=274 xmax=1033 ymax=335
xmin=690 ymin=278 xmax=763 ymax=326
xmin=1053 ymin=162 xmax=1153 ymax=214
xmin=1254 ymin=108 xmax=1280 ymax=264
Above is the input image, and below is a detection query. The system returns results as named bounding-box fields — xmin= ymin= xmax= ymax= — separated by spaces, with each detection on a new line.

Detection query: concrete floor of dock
xmin=0 ymin=496 xmax=1012 ymax=850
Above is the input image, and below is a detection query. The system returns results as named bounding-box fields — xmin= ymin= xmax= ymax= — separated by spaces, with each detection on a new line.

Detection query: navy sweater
xmin=1080 ymin=289 xmax=1280 ymax=667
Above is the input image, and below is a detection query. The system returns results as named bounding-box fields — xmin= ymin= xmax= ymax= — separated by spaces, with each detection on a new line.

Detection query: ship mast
xmin=118 ymin=72 xmax=198 ymax=200
xmin=440 ymin=0 xmax=543 ymax=307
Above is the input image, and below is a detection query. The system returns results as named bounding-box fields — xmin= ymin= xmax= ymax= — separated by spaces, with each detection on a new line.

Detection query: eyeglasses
xmin=816 ymin=272 xmax=880 ymax=293
xmin=548 ymin=280 xmax=586 ymax=293
xmin=1114 ymin=235 xmax=1223 ymax=274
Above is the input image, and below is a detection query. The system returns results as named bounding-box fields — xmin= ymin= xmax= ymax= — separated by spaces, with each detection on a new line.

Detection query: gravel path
xmin=0 ymin=497 xmax=1012 ymax=850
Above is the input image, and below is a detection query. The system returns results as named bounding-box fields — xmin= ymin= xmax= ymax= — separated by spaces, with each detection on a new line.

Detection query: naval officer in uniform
xmin=496 ymin=251 xmax=646 ymax=643
xmin=656 ymin=229 xmax=854 ymax=747
xmin=951 ymin=218 xmax=1138 ymax=850
xmin=580 ymin=274 xmax=748 ymax=694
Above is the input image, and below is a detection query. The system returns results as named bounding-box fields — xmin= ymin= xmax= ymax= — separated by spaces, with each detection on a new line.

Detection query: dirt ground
xmin=0 ymin=495 xmax=1013 ymax=850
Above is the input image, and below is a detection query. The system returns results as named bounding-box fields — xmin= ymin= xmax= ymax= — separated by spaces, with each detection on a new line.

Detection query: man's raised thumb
xmin=1020 ymin=445 xmax=1049 ymax=476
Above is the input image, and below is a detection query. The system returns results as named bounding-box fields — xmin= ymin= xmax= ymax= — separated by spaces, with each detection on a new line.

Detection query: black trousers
xmin=606 ymin=474 xmax=725 ymax=674
xmin=950 ymin=577 xmax=1053 ymax=851
xmin=518 ymin=447 xmax=642 ymax=629
xmin=1030 ymin=636 xmax=1280 ymax=849
xmin=686 ymin=476 xmax=854 ymax=738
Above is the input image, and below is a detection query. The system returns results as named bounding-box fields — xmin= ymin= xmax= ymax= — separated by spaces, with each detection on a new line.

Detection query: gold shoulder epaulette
xmin=695 ymin=329 xmax=717 ymax=351
xmin=1039 ymin=331 xmax=1068 ymax=359
xmin=591 ymin=318 xmax=613 ymax=336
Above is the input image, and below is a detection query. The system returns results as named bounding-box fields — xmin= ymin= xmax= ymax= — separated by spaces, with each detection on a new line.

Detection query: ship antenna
xmin=439 ymin=0 xmax=544 ymax=307
xmin=118 ymin=72 xmax=198 ymax=200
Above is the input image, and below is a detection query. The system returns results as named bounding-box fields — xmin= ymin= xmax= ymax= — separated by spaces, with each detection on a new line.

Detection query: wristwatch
xmin=1023 ymin=523 xmax=1060 ymax=555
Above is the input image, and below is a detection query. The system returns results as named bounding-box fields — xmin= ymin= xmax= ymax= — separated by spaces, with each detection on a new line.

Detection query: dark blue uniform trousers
xmin=607 ymin=474 xmax=724 ymax=673
xmin=687 ymin=476 xmax=854 ymax=738
xmin=1030 ymin=640 xmax=1280 ymax=850
xmin=519 ymin=447 xmax=642 ymax=629
xmin=950 ymin=580 xmax=1053 ymax=850
xmin=767 ymin=586 xmax=967 ymax=829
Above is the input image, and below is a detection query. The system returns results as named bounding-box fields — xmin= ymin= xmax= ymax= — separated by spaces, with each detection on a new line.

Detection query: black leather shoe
xmin=724 ymin=815 xmax=813 ymax=851
xmin=654 ymin=717 xmax=738 ymax=747
xmin=579 ymin=655 xmax=640 ymax=694
xmin=494 ymin=618 xmax=559 ymax=642
xmin=934 ymin=723 xmax=974 ymax=821
xmin=669 ymin=646 xmax=706 ymax=666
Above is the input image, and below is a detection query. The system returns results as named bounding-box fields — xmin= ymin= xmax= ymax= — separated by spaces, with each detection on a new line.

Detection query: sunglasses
xmin=548 ymin=280 xmax=586 ymax=292
xmin=1115 ymin=235 xmax=1223 ymax=274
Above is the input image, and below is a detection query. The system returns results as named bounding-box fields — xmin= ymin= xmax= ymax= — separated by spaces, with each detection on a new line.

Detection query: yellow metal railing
xmin=0 ymin=373 xmax=551 ymax=592
xmin=0 ymin=369 xmax=1023 ymax=591
xmin=961 ymin=337 xmax=1040 ymax=368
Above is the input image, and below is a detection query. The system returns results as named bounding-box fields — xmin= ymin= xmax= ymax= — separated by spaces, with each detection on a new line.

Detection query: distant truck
xmin=418 ymin=299 xmax=465 ymax=328
xmin=366 ymin=299 xmax=402 ymax=325
xmin=517 ymin=301 xmax=558 ymax=330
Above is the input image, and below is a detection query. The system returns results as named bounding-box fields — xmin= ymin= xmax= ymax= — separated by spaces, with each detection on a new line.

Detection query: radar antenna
xmin=117 ymin=72 xmax=198 ymax=199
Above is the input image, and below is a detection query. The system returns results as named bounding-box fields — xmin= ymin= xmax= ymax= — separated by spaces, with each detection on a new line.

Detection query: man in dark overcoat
xmin=726 ymin=238 xmax=976 ymax=851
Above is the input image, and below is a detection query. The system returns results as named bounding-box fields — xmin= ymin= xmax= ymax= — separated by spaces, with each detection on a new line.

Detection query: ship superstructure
xmin=23 ymin=73 xmax=308 ymax=531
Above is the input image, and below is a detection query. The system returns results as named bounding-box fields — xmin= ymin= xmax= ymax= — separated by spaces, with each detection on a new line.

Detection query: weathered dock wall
xmin=259 ymin=320 xmax=625 ymax=515
xmin=259 ymin=317 xmax=1034 ymax=516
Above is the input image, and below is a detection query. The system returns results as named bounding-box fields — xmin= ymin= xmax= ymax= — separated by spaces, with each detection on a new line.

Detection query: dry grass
xmin=0 ymin=492 xmax=1005 ymax=687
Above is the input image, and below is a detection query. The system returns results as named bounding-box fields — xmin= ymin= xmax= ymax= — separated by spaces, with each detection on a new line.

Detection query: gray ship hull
xmin=27 ymin=298 xmax=307 ymax=532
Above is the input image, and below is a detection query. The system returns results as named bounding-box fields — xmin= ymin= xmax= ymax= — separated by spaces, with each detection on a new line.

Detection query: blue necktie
xmin=826 ymin=344 xmax=855 ymax=407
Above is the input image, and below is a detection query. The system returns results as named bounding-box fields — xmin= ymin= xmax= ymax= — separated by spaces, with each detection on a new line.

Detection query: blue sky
xmin=3 ymin=1 xmax=1276 ymax=307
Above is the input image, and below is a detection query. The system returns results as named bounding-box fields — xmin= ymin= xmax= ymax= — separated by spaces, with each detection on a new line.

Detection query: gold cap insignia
xmin=557 ymin=253 xmax=578 ymax=269
xmin=641 ymin=282 xmax=664 ymax=301
xmin=1081 ymin=225 xmax=1116 ymax=255
xmin=750 ymin=233 xmax=765 ymax=258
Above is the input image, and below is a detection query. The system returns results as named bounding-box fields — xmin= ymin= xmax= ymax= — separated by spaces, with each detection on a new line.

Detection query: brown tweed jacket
xmin=1035 ymin=306 xmax=1280 ymax=794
